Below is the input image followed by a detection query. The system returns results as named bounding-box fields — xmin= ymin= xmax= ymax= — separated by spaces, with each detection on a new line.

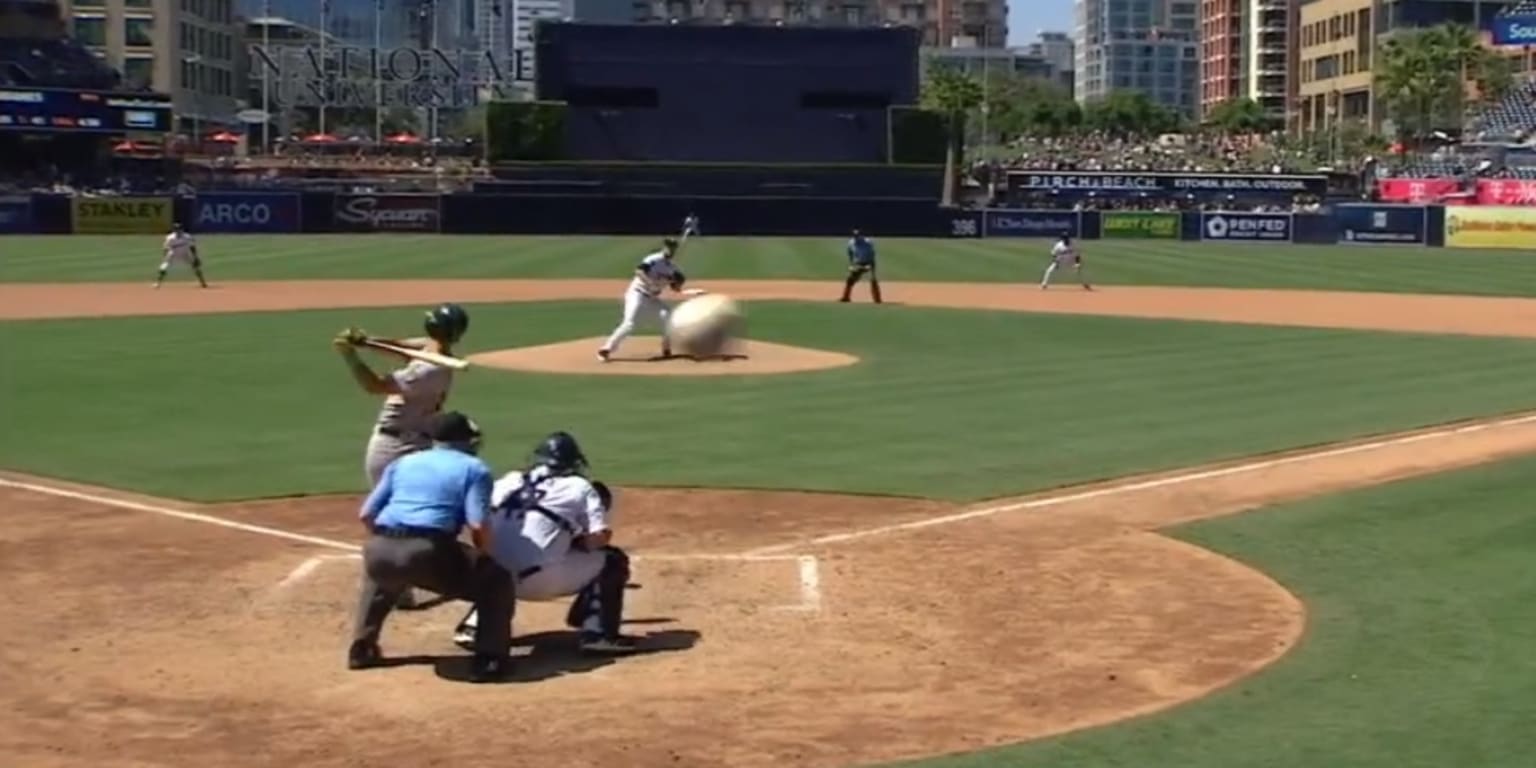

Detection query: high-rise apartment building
xmin=1074 ymin=0 xmax=1200 ymax=115
xmin=59 ymin=0 xmax=240 ymax=132
xmin=1199 ymin=0 xmax=1289 ymax=117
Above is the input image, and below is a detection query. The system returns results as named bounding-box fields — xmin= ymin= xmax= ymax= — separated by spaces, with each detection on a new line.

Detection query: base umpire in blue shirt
xmin=347 ymin=410 xmax=516 ymax=683
xmin=839 ymin=229 xmax=882 ymax=303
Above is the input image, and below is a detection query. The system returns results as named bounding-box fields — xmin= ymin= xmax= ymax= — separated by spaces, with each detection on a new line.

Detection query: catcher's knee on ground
xmin=566 ymin=546 xmax=629 ymax=636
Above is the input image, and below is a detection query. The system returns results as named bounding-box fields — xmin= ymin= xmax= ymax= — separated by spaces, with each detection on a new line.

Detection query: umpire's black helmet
xmin=532 ymin=431 xmax=588 ymax=475
xmin=423 ymin=303 xmax=469 ymax=343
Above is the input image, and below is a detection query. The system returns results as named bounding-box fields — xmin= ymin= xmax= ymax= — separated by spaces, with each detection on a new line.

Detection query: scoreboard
xmin=0 ymin=87 xmax=173 ymax=133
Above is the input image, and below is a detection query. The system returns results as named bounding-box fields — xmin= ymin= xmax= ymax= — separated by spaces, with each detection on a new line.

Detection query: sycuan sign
xmin=248 ymin=45 xmax=534 ymax=109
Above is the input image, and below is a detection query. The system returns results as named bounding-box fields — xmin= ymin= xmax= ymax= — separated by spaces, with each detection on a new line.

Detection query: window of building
xmin=74 ymin=0 xmax=104 ymax=7
xmin=125 ymin=17 xmax=155 ymax=48
xmin=125 ymin=0 xmax=153 ymax=7
xmin=123 ymin=56 xmax=154 ymax=90
xmin=72 ymin=15 xmax=106 ymax=47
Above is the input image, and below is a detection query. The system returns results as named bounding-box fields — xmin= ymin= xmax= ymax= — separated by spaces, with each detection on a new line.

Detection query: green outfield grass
xmin=6 ymin=300 xmax=1536 ymax=501
xmin=4 ymin=234 xmax=1536 ymax=296
xmin=903 ymin=453 xmax=1536 ymax=768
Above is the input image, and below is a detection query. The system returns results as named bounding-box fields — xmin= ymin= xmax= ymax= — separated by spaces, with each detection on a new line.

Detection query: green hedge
xmin=485 ymin=101 xmax=568 ymax=162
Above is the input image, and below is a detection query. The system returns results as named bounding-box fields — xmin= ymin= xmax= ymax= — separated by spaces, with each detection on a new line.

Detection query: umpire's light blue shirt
xmin=848 ymin=238 xmax=876 ymax=265
xmin=361 ymin=446 xmax=493 ymax=533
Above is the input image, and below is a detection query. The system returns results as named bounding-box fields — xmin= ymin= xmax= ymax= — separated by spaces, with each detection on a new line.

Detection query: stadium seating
xmin=0 ymin=36 xmax=120 ymax=90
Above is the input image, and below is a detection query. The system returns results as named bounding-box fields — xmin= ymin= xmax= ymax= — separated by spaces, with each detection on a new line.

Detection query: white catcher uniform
xmin=453 ymin=465 xmax=618 ymax=643
xmin=599 ymin=249 xmax=681 ymax=358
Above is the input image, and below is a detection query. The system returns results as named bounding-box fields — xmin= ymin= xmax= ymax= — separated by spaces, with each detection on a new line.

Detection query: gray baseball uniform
xmin=363 ymin=359 xmax=455 ymax=486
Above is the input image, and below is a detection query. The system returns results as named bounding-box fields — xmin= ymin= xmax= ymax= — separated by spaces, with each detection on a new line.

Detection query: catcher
xmin=453 ymin=431 xmax=642 ymax=655
xmin=839 ymin=229 xmax=882 ymax=303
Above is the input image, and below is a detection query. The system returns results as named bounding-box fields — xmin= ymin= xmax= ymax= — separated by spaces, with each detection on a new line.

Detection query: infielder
xmin=1040 ymin=232 xmax=1093 ymax=291
xmin=452 ymin=431 xmax=641 ymax=655
xmin=597 ymin=237 xmax=687 ymax=362
xmin=153 ymin=222 xmax=209 ymax=289
xmin=839 ymin=229 xmax=882 ymax=303
xmin=335 ymin=303 xmax=469 ymax=608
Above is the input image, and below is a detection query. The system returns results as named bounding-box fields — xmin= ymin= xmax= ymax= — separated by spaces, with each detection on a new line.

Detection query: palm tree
xmin=1376 ymin=24 xmax=1514 ymax=141
xmin=922 ymin=64 xmax=984 ymax=206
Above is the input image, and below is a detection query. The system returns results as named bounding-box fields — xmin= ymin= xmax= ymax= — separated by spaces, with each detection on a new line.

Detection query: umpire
xmin=839 ymin=228 xmax=882 ymax=304
xmin=347 ymin=410 xmax=515 ymax=683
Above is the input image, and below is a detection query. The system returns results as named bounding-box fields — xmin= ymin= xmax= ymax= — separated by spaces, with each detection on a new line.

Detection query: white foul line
xmin=746 ymin=411 xmax=1536 ymax=554
xmin=0 ymin=478 xmax=361 ymax=552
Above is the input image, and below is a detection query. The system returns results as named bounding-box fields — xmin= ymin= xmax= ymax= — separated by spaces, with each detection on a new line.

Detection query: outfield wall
xmin=0 ymin=194 xmax=1501 ymax=248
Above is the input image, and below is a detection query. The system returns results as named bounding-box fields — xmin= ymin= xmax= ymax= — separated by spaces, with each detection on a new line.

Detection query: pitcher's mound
xmin=469 ymin=336 xmax=859 ymax=376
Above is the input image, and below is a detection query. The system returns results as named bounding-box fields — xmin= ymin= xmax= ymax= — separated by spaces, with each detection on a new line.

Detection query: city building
xmin=1199 ymin=0 xmax=1289 ymax=118
xmin=1293 ymin=0 xmax=1518 ymax=134
xmin=58 ymin=0 xmax=241 ymax=133
xmin=620 ymin=0 xmax=1006 ymax=48
xmin=925 ymin=30 xmax=1075 ymax=93
xmin=1074 ymin=0 xmax=1200 ymax=116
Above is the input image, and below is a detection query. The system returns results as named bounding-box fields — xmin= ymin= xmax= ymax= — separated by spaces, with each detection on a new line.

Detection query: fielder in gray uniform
xmin=335 ymin=303 xmax=469 ymax=608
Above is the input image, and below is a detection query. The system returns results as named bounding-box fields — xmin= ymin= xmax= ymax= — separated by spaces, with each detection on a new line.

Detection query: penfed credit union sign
xmin=249 ymin=44 xmax=534 ymax=109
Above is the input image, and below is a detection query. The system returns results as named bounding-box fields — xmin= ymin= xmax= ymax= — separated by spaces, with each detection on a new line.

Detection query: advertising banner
xmin=982 ymin=209 xmax=1079 ymax=238
xmin=71 ymin=196 xmax=173 ymax=234
xmin=0 ymin=195 xmax=33 ymax=233
xmin=1101 ymin=211 xmax=1179 ymax=239
xmin=333 ymin=194 xmax=441 ymax=232
xmin=0 ymin=87 xmax=173 ymax=133
xmin=1444 ymin=206 xmax=1536 ymax=249
xmin=1336 ymin=205 xmax=1426 ymax=245
xmin=1474 ymin=179 xmax=1536 ymax=206
xmin=1375 ymin=178 xmax=1464 ymax=204
xmin=1200 ymin=211 xmax=1292 ymax=242
xmin=193 ymin=193 xmax=300 ymax=233
xmin=1009 ymin=171 xmax=1327 ymax=196
xmin=1492 ymin=15 xmax=1536 ymax=46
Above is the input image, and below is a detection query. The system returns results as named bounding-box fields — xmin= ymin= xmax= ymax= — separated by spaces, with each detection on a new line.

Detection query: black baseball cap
xmin=428 ymin=411 xmax=482 ymax=445
xmin=663 ymin=237 xmax=679 ymax=248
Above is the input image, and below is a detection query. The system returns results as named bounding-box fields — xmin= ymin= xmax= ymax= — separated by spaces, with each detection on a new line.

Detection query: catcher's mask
xmin=532 ymin=431 xmax=589 ymax=475
xmin=423 ymin=303 xmax=470 ymax=344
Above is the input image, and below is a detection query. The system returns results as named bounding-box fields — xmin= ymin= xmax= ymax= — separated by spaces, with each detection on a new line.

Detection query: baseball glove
xmin=670 ymin=270 xmax=687 ymax=291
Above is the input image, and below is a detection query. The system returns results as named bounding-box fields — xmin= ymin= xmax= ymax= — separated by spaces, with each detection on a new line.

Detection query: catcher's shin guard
xmin=569 ymin=546 xmax=630 ymax=637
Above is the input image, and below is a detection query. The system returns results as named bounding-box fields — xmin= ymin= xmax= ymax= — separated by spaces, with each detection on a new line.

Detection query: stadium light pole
xmin=375 ymin=0 xmax=384 ymax=143
xmin=320 ymin=0 xmax=330 ymax=136
xmin=261 ymin=0 xmax=271 ymax=153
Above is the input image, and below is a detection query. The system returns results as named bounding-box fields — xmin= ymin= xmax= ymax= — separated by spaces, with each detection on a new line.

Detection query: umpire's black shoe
xmin=469 ymin=654 xmax=513 ymax=683
xmin=347 ymin=640 xmax=382 ymax=670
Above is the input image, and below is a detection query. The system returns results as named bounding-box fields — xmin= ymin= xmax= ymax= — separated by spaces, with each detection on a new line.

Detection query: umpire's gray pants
xmin=352 ymin=531 xmax=514 ymax=657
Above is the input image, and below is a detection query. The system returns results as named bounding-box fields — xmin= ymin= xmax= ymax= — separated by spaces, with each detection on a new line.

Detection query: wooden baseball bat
xmin=359 ymin=338 xmax=470 ymax=370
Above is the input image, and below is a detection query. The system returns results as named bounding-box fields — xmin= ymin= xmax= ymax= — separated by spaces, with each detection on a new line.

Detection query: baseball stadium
xmin=5 ymin=4 xmax=1536 ymax=768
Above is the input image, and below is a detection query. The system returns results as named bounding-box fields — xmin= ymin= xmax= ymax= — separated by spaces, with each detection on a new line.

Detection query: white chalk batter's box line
xmin=269 ymin=552 xmax=822 ymax=613
xmin=0 ymin=478 xmax=821 ymax=613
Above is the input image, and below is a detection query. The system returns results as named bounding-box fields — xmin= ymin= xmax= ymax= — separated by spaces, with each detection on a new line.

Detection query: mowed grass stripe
xmin=8 ymin=301 xmax=1536 ymax=500
xmin=9 ymin=234 xmax=1536 ymax=295
xmin=901 ymin=454 xmax=1536 ymax=768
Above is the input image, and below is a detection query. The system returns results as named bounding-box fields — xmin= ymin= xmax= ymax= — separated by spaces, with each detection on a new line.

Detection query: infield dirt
xmin=5 ymin=279 xmax=1536 ymax=767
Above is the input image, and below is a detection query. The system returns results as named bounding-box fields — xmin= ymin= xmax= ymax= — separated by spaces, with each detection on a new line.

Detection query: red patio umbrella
xmin=303 ymin=132 xmax=339 ymax=143
xmin=386 ymin=132 xmax=422 ymax=144
xmin=208 ymin=130 xmax=240 ymax=143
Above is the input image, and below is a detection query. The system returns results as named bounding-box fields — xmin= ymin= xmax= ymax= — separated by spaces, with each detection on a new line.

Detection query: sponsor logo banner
xmin=194 ymin=192 xmax=300 ymax=233
xmin=1474 ymin=179 xmax=1536 ymax=206
xmin=1101 ymin=211 xmax=1179 ymax=239
xmin=333 ymin=194 xmax=441 ymax=232
xmin=72 ymin=196 xmax=173 ymax=234
xmin=982 ymin=209 xmax=1079 ymax=238
xmin=1337 ymin=205 xmax=1425 ymax=245
xmin=1492 ymin=16 xmax=1536 ymax=46
xmin=1010 ymin=171 xmax=1326 ymax=196
xmin=1200 ymin=211 xmax=1292 ymax=242
xmin=1445 ymin=206 xmax=1536 ymax=249
xmin=0 ymin=195 xmax=33 ymax=233
xmin=1376 ymin=178 xmax=1463 ymax=204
